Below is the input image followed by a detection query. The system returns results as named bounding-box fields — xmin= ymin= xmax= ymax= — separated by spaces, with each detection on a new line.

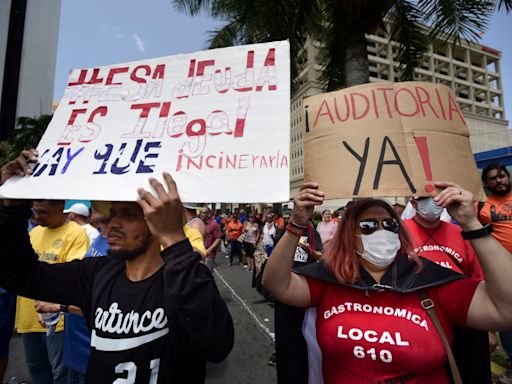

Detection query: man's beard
xmin=489 ymin=182 xmax=512 ymax=196
xmin=107 ymin=233 xmax=152 ymax=261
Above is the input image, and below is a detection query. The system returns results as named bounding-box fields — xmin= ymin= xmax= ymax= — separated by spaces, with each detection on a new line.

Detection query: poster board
xmin=303 ymin=82 xmax=484 ymax=199
xmin=0 ymin=41 xmax=290 ymax=203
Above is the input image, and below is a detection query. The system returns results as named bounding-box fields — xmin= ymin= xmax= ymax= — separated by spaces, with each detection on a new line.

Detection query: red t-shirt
xmin=204 ymin=219 xmax=222 ymax=256
xmin=404 ymin=219 xmax=483 ymax=280
xmin=305 ymin=277 xmax=479 ymax=384
xmin=478 ymin=194 xmax=512 ymax=253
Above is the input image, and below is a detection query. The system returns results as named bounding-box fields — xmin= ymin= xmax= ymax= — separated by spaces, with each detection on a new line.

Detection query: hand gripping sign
xmin=303 ymin=82 xmax=483 ymax=199
xmin=0 ymin=41 xmax=290 ymax=203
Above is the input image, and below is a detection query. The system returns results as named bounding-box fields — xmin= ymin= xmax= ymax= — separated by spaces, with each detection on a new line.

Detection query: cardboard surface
xmin=304 ymin=82 xmax=484 ymax=199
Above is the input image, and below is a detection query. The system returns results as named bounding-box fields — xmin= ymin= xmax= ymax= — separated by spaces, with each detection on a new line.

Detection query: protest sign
xmin=304 ymin=82 xmax=483 ymax=199
xmin=0 ymin=41 xmax=290 ymax=203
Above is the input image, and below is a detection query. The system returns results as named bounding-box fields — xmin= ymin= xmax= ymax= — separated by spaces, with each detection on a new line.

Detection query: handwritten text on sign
xmin=304 ymin=82 xmax=482 ymax=199
xmin=0 ymin=41 xmax=290 ymax=203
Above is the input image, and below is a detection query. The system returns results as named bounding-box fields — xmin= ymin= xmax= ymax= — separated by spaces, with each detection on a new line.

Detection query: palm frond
xmin=388 ymin=0 xmax=428 ymax=81
xmin=207 ymin=21 xmax=246 ymax=48
xmin=173 ymin=0 xmax=511 ymax=92
xmin=419 ymin=0 xmax=494 ymax=44
xmin=497 ymin=0 xmax=512 ymax=12
xmin=0 ymin=115 xmax=52 ymax=163
xmin=171 ymin=0 xmax=213 ymax=15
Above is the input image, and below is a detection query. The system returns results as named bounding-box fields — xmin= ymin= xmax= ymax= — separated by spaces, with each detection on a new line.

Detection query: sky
xmin=53 ymin=1 xmax=512 ymax=125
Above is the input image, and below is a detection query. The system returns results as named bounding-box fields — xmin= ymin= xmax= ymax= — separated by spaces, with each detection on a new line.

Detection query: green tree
xmin=0 ymin=114 xmax=51 ymax=164
xmin=173 ymin=0 xmax=511 ymax=90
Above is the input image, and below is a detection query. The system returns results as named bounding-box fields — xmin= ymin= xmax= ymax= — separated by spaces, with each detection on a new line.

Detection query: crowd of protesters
xmin=2 ymin=149 xmax=512 ymax=384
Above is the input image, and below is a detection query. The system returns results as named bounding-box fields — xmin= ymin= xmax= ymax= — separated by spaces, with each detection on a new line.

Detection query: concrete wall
xmin=465 ymin=112 xmax=510 ymax=153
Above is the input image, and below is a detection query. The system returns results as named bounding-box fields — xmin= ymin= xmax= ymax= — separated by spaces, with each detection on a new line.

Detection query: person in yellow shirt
xmin=184 ymin=224 xmax=206 ymax=261
xmin=16 ymin=199 xmax=89 ymax=384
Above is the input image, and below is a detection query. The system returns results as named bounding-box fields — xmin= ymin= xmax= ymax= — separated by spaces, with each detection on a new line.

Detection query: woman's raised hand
xmin=290 ymin=182 xmax=324 ymax=226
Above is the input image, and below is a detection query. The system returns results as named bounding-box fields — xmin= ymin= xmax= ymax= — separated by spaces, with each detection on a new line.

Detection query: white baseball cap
xmin=64 ymin=203 xmax=90 ymax=217
xmin=183 ymin=203 xmax=203 ymax=210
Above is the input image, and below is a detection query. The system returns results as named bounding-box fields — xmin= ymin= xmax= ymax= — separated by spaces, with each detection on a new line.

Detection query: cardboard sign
xmin=0 ymin=41 xmax=290 ymax=203
xmin=304 ymin=82 xmax=483 ymax=199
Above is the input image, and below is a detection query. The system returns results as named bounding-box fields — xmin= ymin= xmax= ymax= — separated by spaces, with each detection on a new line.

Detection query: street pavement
xmin=5 ymin=251 xmax=277 ymax=383
xmin=206 ymin=254 xmax=277 ymax=384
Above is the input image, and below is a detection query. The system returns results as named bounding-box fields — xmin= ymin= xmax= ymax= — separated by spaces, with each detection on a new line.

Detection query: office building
xmin=290 ymin=30 xmax=509 ymax=194
xmin=0 ymin=0 xmax=61 ymax=139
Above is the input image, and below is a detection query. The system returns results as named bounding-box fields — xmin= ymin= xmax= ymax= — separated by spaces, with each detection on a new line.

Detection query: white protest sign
xmin=0 ymin=41 xmax=290 ymax=203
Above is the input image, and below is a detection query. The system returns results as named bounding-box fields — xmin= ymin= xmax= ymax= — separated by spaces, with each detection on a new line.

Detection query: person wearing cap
xmin=64 ymin=202 xmax=100 ymax=245
xmin=239 ymin=208 xmax=248 ymax=224
xmin=183 ymin=203 xmax=206 ymax=241
xmin=15 ymin=198 xmax=90 ymax=384
xmin=63 ymin=208 xmax=110 ymax=384
xmin=0 ymin=149 xmax=233 ymax=383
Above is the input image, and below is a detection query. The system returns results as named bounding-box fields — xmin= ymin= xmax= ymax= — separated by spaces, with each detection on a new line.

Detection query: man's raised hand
xmin=1 ymin=149 xmax=38 ymax=206
xmin=0 ymin=149 xmax=38 ymax=186
xmin=137 ymin=172 xmax=186 ymax=248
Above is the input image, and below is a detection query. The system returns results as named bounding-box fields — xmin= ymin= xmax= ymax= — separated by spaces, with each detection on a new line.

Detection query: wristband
xmin=461 ymin=224 xmax=493 ymax=240
xmin=60 ymin=304 xmax=68 ymax=313
xmin=288 ymin=219 xmax=307 ymax=230
xmin=286 ymin=224 xmax=305 ymax=237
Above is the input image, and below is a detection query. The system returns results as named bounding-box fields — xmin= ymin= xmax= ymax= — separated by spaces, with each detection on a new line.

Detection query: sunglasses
xmin=358 ymin=218 xmax=400 ymax=235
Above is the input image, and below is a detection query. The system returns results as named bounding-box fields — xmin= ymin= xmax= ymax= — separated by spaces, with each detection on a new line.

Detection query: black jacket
xmin=0 ymin=205 xmax=234 ymax=383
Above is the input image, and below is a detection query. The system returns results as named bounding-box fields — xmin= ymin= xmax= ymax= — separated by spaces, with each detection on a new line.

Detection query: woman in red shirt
xmin=263 ymin=181 xmax=512 ymax=383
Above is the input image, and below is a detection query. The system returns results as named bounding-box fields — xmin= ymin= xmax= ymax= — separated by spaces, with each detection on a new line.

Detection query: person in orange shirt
xmin=478 ymin=163 xmax=512 ymax=384
xmin=273 ymin=212 xmax=285 ymax=239
xmin=226 ymin=213 xmax=243 ymax=266
xmin=478 ymin=163 xmax=512 ymax=252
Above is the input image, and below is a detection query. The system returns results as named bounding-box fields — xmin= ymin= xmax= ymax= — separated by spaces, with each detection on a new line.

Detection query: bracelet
xmin=60 ymin=304 xmax=68 ymax=313
xmin=461 ymin=223 xmax=493 ymax=240
xmin=286 ymin=224 xmax=306 ymax=237
xmin=288 ymin=219 xmax=307 ymax=230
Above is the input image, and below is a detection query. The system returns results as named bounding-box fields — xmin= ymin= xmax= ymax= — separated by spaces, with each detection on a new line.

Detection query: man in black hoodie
xmin=0 ymin=149 xmax=234 ymax=383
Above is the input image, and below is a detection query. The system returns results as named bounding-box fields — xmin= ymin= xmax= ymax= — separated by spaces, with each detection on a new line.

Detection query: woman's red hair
xmin=323 ymin=199 xmax=421 ymax=284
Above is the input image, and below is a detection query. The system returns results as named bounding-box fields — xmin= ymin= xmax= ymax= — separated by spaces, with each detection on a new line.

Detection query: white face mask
xmin=416 ymin=198 xmax=443 ymax=221
xmin=358 ymin=230 xmax=401 ymax=268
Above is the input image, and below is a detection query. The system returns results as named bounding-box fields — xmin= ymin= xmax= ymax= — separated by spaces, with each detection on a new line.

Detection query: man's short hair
xmin=32 ymin=199 xmax=64 ymax=207
xmin=482 ymin=163 xmax=510 ymax=183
